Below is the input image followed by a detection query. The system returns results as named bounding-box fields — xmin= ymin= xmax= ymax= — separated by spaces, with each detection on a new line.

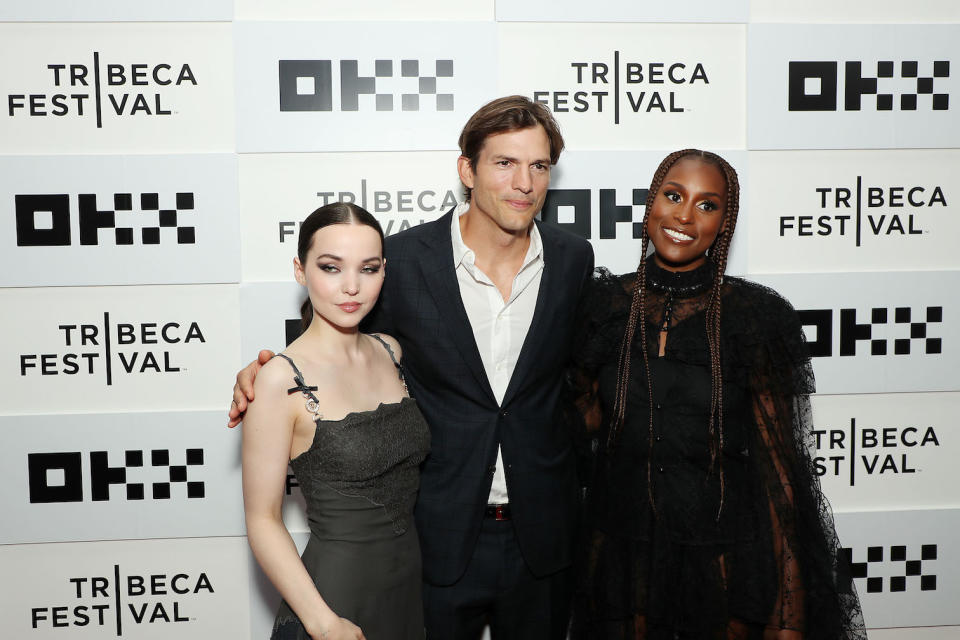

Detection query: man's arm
xmin=227 ymin=349 xmax=275 ymax=428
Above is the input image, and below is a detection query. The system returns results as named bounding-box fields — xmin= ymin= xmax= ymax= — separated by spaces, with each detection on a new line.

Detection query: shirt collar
xmin=450 ymin=202 xmax=544 ymax=270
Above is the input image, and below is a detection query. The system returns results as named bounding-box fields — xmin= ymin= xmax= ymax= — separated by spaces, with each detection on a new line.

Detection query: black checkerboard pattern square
xmin=843 ymin=544 xmax=937 ymax=593
xmin=149 ymin=448 xmax=205 ymax=500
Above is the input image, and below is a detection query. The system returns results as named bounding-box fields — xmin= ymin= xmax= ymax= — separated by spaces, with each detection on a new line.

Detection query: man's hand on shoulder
xmin=227 ymin=349 xmax=275 ymax=428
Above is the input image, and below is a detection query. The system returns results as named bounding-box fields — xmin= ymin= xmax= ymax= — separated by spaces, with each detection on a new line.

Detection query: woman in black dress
xmin=243 ymin=203 xmax=429 ymax=640
xmin=569 ymin=150 xmax=866 ymax=639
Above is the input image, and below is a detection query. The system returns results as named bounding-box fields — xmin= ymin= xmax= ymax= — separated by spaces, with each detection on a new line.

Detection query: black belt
xmin=484 ymin=504 xmax=511 ymax=520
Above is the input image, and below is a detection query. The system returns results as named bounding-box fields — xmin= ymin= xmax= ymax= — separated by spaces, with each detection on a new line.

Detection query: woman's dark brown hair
xmin=298 ymin=202 xmax=384 ymax=330
xmin=458 ymin=95 xmax=565 ymax=201
xmin=609 ymin=149 xmax=741 ymax=518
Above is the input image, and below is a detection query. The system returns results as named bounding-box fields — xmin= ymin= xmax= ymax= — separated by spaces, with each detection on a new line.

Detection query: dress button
xmin=500 ymin=410 xmax=509 ymax=418
xmin=487 ymin=465 xmax=496 ymax=474
xmin=655 ymin=403 xmax=662 ymax=410
xmin=655 ymin=435 xmax=662 ymax=442
xmin=658 ymin=466 xmax=665 ymax=473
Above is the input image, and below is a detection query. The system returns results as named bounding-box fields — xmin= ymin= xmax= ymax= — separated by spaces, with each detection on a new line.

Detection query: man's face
xmin=458 ymin=124 xmax=552 ymax=235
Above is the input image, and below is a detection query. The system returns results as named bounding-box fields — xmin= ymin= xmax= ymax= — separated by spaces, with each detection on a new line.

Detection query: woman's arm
xmin=242 ymin=361 xmax=364 ymax=640
xmin=752 ymin=391 xmax=805 ymax=640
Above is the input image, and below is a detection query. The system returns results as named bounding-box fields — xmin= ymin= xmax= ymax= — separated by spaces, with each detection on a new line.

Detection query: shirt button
xmin=488 ymin=465 xmax=496 ymax=474
xmin=500 ymin=410 xmax=509 ymax=418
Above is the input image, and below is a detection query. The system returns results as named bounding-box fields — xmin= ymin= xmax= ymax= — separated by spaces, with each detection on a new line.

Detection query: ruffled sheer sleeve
xmin=729 ymin=280 xmax=866 ymax=639
xmin=564 ymin=268 xmax=632 ymax=487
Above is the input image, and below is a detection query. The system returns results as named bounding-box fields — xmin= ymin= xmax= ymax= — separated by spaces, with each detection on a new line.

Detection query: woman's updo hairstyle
xmin=297 ymin=202 xmax=384 ymax=330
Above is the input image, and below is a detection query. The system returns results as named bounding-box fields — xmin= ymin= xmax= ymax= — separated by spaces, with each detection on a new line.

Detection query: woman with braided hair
xmin=568 ymin=150 xmax=866 ymax=639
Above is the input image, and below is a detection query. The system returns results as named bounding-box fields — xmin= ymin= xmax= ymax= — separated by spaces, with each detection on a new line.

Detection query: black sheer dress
xmin=568 ymin=257 xmax=866 ymax=640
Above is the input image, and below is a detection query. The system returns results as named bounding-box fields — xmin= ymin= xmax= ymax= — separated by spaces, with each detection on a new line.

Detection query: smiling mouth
xmin=663 ymin=228 xmax=694 ymax=242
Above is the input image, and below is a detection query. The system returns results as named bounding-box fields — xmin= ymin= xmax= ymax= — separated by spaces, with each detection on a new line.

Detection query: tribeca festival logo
xmin=30 ymin=564 xmax=214 ymax=632
xmin=533 ymin=53 xmax=710 ymax=123
xmin=841 ymin=545 xmax=937 ymax=593
xmin=6 ymin=54 xmax=199 ymax=126
xmin=279 ymin=59 xmax=454 ymax=112
xmin=15 ymin=192 xmax=196 ymax=247
xmin=789 ymin=60 xmax=950 ymax=112
xmin=28 ymin=448 xmax=205 ymax=503
xmin=277 ymin=180 xmax=459 ymax=241
xmin=779 ymin=180 xmax=945 ymax=247
xmin=798 ymin=306 xmax=942 ymax=358
xmin=813 ymin=418 xmax=940 ymax=485
xmin=541 ymin=186 xmax=651 ymax=240
xmin=18 ymin=314 xmax=207 ymax=383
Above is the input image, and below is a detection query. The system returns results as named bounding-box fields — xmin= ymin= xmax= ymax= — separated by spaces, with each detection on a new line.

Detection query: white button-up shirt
xmin=450 ymin=202 xmax=545 ymax=504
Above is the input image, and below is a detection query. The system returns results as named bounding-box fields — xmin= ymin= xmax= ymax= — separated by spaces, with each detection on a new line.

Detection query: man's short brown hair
xmin=458 ymin=95 xmax=565 ymax=201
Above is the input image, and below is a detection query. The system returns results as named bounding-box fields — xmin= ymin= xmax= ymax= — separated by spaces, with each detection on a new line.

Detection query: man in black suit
xmin=231 ymin=96 xmax=594 ymax=639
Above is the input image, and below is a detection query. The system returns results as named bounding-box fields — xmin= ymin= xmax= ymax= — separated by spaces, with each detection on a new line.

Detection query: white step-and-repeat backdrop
xmin=1 ymin=2 xmax=958 ymax=638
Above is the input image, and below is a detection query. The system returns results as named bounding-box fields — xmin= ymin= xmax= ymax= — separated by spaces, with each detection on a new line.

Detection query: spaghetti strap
xmin=369 ymin=334 xmax=406 ymax=380
xmin=274 ymin=353 xmax=323 ymax=419
xmin=369 ymin=333 xmax=400 ymax=366
xmin=274 ymin=353 xmax=307 ymax=382
xmin=369 ymin=334 xmax=410 ymax=395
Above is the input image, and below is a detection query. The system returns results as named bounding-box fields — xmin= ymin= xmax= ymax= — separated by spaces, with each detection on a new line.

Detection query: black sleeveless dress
xmin=567 ymin=257 xmax=866 ymax=640
xmin=270 ymin=335 xmax=431 ymax=640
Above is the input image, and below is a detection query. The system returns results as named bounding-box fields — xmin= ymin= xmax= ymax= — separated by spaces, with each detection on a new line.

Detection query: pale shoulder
xmin=369 ymin=332 xmax=403 ymax=360
xmin=251 ymin=354 xmax=299 ymax=396
xmin=243 ymin=355 xmax=302 ymax=429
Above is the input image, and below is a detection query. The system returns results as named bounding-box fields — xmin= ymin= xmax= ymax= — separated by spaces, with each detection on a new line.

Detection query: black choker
xmin=645 ymin=254 xmax=714 ymax=298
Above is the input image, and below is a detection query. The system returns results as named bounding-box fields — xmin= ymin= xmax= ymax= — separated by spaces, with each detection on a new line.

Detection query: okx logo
xmin=28 ymin=448 xmax=205 ymax=503
xmin=799 ymin=306 xmax=942 ymax=357
xmin=285 ymin=318 xmax=302 ymax=347
xmin=16 ymin=192 xmax=195 ymax=247
xmin=789 ymin=60 xmax=950 ymax=111
xmin=540 ymin=186 xmax=650 ymax=240
xmin=279 ymin=59 xmax=454 ymax=112
xmin=841 ymin=545 xmax=937 ymax=593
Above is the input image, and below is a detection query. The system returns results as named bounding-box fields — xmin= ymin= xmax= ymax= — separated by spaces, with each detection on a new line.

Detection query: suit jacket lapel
xmin=418 ymin=210 xmax=497 ymax=404
xmin=502 ymin=220 xmax=557 ymax=406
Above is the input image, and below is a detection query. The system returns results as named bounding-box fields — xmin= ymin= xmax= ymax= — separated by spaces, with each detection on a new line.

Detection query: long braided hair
xmin=608 ymin=149 xmax=741 ymax=519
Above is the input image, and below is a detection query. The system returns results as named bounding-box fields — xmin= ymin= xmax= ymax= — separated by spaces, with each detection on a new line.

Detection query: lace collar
xmin=645 ymin=254 xmax=715 ymax=298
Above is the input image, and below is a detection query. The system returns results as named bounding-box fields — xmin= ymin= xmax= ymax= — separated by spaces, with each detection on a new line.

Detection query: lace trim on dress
xmin=645 ymin=255 xmax=714 ymax=297
xmin=273 ymin=348 xmax=427 ymax=537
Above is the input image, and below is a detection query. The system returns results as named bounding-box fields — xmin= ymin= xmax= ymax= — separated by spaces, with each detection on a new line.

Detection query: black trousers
xmin=423 ymin=517 xmax=573 ymax=640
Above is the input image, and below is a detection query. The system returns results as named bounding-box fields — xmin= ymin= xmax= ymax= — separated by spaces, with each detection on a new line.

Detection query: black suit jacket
xmin=365 ymin=208 xmax=594 ymax=586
